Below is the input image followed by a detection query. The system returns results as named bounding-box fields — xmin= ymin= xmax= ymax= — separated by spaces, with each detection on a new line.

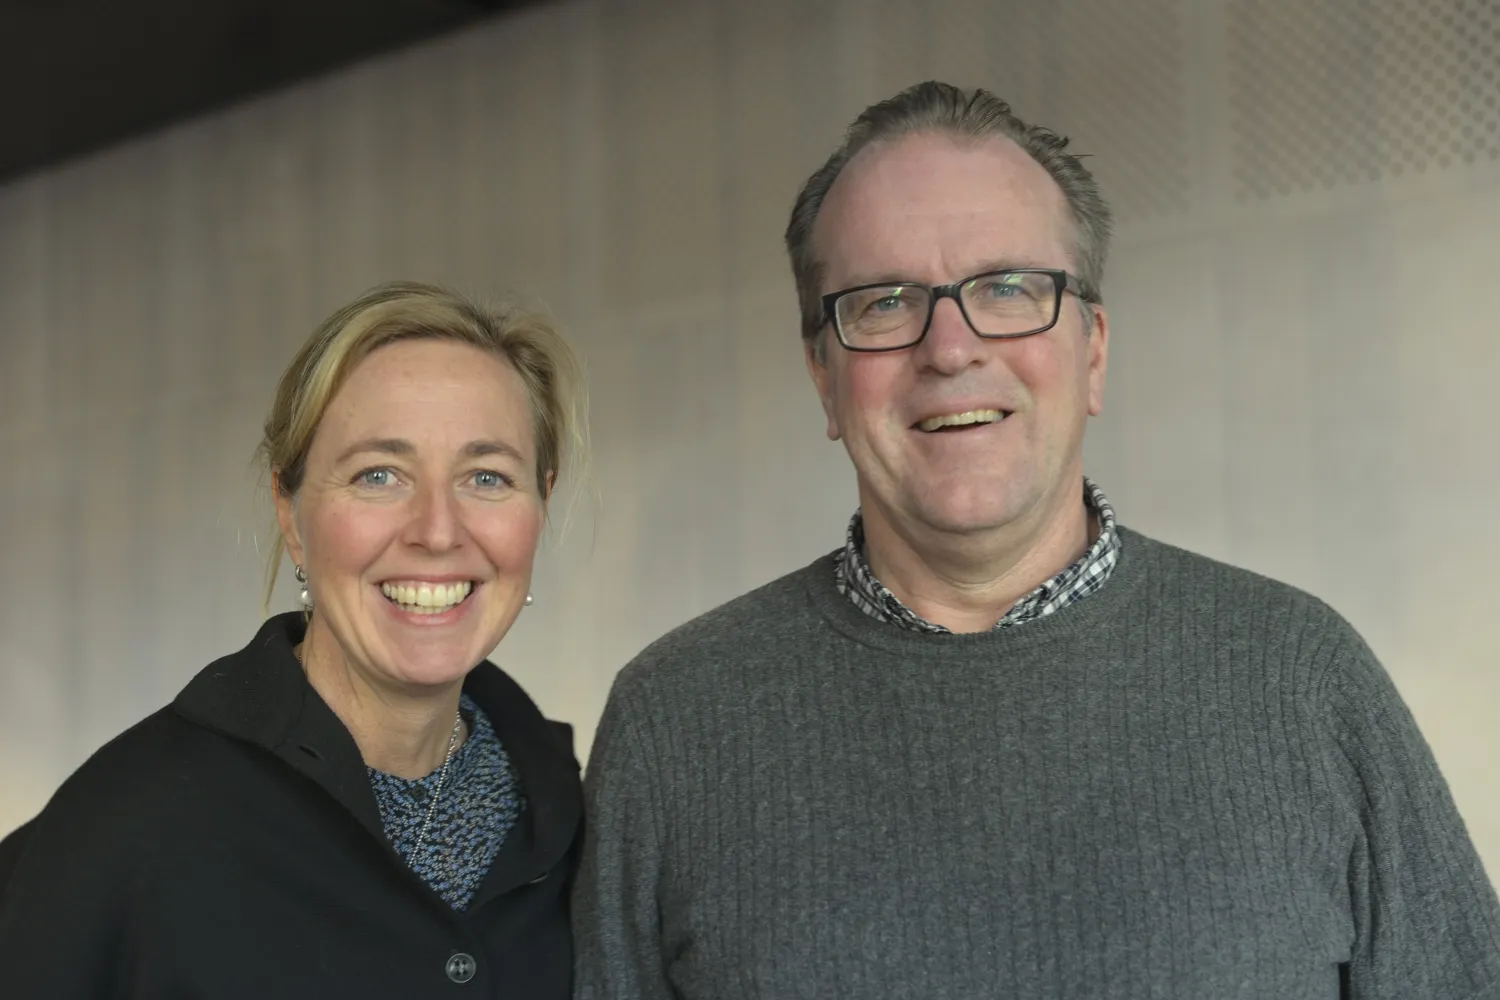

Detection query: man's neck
xmin=297 ymin=622 xmax=467 ymax=779
xmin=861 ymin=484 xmax=1094 ymax=634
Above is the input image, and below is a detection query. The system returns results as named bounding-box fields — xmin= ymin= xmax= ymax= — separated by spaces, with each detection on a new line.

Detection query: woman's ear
xmin=272 ymin=469 xmax=306 ymax=567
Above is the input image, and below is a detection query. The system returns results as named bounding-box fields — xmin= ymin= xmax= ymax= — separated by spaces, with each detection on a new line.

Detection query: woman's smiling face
xmin=276 ymin=337 xmax=546 ymax=689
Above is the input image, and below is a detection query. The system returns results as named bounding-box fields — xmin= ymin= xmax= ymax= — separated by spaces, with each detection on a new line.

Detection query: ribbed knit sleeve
xmin=573 ymin=676 xmax=673 ymax=1000
xmin=1323 ymin=626 xmax=1500 ymax=998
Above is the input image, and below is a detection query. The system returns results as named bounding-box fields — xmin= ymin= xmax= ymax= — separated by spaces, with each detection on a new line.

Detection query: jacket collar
xmin=172 ymin=613 xmax=580 ymax=901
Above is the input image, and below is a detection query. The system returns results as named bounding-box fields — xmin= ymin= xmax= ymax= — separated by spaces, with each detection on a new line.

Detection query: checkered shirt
xmin=833 ymin=478 xmax=1121 ymax=634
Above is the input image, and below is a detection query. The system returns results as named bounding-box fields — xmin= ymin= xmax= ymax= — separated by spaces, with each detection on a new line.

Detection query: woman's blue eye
xmin=473 ymin=470 xmax=510 ymax=489
xmin=355 ymin=468 xmax=395 ymax=487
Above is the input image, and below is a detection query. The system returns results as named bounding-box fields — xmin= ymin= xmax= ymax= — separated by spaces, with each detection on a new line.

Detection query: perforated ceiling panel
xmin=876 ymin=0 xmax=1190 ymax=224
xmin=1053 ymin=0 xmax=1192 ymax=222
xmin=1229 ymin=0 xmax=1500 ymax=200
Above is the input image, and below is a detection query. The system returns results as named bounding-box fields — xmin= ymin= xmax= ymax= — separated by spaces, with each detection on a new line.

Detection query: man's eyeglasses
xmin=821 ymin=268 xmax=1090 ymax=353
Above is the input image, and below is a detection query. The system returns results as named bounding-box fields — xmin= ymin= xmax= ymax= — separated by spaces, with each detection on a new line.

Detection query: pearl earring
xmin=524 ymin=592 xmax=534 ymax=606
xmin=294 ymin=564 xmax=311 ymax=608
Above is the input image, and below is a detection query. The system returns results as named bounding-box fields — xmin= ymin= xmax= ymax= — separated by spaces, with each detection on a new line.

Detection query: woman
xmin=0 ymin=282 xmax=587 ymax=998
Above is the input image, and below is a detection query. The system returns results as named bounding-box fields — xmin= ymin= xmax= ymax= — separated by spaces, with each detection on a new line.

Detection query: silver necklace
xmin=295 ymin=642 xmax=464 ymax=874
xmin=411 ymin=710 xmax=464 ymax=869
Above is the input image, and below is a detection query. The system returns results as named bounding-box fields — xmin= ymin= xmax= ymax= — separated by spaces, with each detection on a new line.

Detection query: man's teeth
xmin=381 ymin=581 xmax=474 ymax=613
xmin=917 ymin=409 xmax=1005 ymax=432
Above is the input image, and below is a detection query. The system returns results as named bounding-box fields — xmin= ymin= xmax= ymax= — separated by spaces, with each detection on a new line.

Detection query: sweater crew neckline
xmin=803 ymin=525 xmax=1153 ymax=654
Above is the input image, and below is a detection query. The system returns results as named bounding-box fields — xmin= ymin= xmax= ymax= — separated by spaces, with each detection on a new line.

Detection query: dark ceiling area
xmin=0 ymin=0 xmax=541 ymax=184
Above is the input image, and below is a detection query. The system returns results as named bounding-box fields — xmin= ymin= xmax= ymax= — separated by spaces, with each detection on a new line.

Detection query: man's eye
xmin=860 ymin=289 xmax=919 ymax=316
xmin=979 ymin=280 xmax=1022 ymax=298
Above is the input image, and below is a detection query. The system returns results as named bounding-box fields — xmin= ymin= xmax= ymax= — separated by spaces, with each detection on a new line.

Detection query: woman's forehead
xmin=316 ymin=341 xmax=534 ymax=458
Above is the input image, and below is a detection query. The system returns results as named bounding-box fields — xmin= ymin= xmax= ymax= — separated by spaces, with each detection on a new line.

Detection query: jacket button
xmin=445 ymin=952 xmax=477 ymax=984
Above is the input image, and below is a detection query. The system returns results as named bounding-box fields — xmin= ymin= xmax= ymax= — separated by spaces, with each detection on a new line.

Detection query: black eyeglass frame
xmin=820 ymin=267 xmax=1091 ymax=353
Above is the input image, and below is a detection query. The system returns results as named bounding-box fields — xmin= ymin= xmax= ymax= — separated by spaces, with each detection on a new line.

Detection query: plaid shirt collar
xmin=833 ymin=478 xmax=1121 ymax=634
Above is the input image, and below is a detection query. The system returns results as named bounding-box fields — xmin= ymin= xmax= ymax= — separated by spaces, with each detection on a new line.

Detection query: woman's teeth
xmin=381 ymin=581 xmax=473 ymax=614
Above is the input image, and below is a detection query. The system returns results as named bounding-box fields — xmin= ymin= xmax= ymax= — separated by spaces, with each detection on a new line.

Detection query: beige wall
xmin=2 ymin=0 xmax=1497 ymax=882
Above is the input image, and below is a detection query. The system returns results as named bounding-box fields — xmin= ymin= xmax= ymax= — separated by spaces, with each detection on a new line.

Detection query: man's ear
xmin=804 ymin=338 xmax=842 ymax=442
xmin=1085 ymin=303 xmax=1110 ymax=418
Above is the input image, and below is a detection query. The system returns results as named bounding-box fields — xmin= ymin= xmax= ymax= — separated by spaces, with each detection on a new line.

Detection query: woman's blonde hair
xmin=255 ymin=281 xmax=587 ymax=609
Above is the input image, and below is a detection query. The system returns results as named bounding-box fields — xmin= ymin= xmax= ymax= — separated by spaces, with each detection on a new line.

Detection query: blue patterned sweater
xmin=367 ymin=694 xmax=523 ymax=910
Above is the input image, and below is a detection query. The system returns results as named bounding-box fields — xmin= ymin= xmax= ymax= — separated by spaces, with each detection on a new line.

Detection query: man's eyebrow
xmin=834 ymin=259 xmax=1051 ymax=289
xmin=964 ymin=258 xmax=1051 ymax=277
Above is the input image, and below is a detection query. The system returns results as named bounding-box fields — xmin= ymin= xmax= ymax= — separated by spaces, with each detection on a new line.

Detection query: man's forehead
xmin=813 ymin=132 xmax=1072 ymax=285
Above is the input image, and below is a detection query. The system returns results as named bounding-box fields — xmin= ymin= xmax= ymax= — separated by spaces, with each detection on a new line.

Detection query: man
xmin=573 ymin=82 xmax=1500 ymax=999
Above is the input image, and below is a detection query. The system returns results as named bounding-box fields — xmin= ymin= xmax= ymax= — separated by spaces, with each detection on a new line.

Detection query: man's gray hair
xmin=784 ymin=81 xmax=1113 ymax=352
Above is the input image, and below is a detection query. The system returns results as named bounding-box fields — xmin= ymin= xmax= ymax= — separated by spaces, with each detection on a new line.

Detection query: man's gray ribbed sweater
xmin=573 ymin=529 xmax=1500 ymax=999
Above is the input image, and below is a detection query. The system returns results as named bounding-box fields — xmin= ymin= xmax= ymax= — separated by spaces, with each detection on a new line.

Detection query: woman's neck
xmin=295 ymin=626 xmax=467 ymax=779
